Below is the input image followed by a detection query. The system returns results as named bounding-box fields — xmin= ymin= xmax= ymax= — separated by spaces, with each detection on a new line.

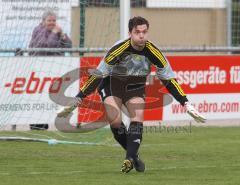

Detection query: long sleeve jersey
xmin=77 ymin=38 xmax=188 ymax=105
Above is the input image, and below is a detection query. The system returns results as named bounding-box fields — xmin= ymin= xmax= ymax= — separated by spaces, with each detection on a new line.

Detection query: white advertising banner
xmin=0 ymin=57 xmax=79 ymax=125
xmin=163 ymin=94 xmax=240 ymax=121
xmin=0 ymin=0 xmax=77 ymax=49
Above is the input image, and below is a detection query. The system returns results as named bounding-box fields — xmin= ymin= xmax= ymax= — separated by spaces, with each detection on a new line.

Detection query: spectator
xmin=29 ymin=10 xmax=72 ymax=130
xmin=29 ymin=10 xmax=72 ymax=56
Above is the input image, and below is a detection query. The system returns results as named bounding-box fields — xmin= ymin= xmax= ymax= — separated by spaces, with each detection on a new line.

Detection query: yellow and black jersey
xmin=76 ymin=39 xmax=188 ymax=105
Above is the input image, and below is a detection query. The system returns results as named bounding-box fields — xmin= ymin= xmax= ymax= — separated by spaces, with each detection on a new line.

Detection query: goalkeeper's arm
xmin=161 ymin=78 xmax=188 ymax=106
xmin=145 ymin=41 xmax=206 ymax=123
xmin=76 ymin=75 xmax=102 ymax=99
xmin=161 ymin=78 xmax=206 ymax=123
xmin=57 ymin=56 xmax=112 ymax=118
xmin=56 ymin=74 xmax=102 ymax=118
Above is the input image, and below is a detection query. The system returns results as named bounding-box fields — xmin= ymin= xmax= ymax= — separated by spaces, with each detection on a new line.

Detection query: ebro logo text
xmin=4 ymin=72 xmax=70 ymax=94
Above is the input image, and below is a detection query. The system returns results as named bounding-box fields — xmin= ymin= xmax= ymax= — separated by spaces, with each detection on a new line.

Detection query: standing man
xmin=57 ymin=16 xmax=206 ymax=173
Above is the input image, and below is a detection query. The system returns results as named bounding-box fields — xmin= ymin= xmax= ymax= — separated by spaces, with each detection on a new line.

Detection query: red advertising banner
xmin=169 ymin=56 xmax=240 ymax=94
xmin=78 ymin=56 xmax=240 ymax=122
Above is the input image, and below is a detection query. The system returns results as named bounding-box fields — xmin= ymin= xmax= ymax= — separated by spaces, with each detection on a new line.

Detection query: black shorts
xmin=98 ymin=76 xmax=146 ymax=104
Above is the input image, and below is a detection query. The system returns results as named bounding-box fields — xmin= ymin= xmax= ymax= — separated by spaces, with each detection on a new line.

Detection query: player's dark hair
xmin=128 ymin=16 xmax=149 ymax=32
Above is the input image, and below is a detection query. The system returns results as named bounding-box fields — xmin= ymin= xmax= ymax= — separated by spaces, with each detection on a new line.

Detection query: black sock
xmin=110 ymin=122 xmax=127 ymax=150
xmin=126 ymin=121 xmax=143 ymax=159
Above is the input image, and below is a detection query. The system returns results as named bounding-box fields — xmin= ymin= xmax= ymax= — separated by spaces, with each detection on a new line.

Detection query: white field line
xmin=1 ymin=164 xmax=240 ymax=176
xmin=148 ymin=164 xmax=240 ymax=171
xmin=0 ymin=170 xmax=85 ymax=176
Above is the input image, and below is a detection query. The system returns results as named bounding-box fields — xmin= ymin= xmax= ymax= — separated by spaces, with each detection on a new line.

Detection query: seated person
xmin=29 ymin=10 xmax=72 ymax=56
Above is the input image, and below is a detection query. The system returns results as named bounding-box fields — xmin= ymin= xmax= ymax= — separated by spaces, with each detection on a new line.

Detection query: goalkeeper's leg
xmin=103 ymin=96 xmax=128 ymax=150
xmin=103 ymin=95 xmax=144 ymax=173
xmin=122 ymin=97 xmax=145 ymax=173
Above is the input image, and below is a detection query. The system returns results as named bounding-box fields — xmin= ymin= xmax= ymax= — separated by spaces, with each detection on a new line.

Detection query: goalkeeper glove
xmin=184 ymin=102 xmax=206 ymax=123
xmin=57 ymin=97 xmax=82 ymax=118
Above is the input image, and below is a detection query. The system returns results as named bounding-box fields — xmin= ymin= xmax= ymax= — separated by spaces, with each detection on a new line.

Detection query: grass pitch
xmin=0 ymin=127 xmax=240 ymax=185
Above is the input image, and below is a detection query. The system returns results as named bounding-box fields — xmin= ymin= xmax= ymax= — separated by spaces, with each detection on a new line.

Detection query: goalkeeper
xmin=57 ymin=16 xmax=206 ymax=173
